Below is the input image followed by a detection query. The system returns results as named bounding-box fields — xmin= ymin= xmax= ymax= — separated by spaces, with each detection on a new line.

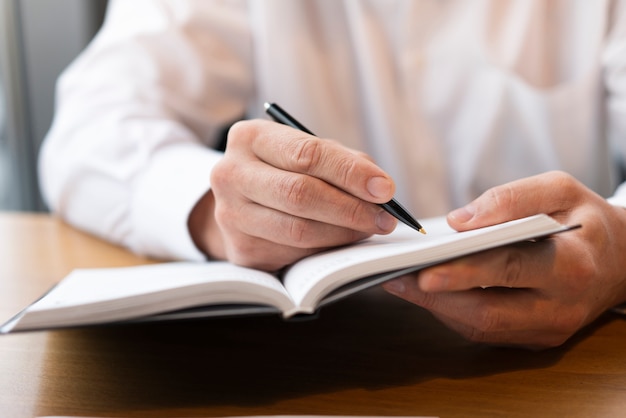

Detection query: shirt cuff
xmin=131 ymin=142 xmax=222 ymax=261
xmin=607 ymin=182 xmax=626 ymax=208
xmin=607 ymin=185 xmax=626 ymax=315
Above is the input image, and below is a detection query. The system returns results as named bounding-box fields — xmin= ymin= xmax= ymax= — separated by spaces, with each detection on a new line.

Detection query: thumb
xmin=447 ymin=171 xmax=579 ymax=232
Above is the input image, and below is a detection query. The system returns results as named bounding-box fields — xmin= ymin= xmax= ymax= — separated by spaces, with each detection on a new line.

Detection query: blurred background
xmin=0 ymin=0 xmax=107 ymax=211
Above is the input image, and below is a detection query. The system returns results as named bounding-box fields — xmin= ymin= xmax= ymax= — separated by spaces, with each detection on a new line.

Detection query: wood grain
xmin=1 ymin=213 xmax=625 ymax=418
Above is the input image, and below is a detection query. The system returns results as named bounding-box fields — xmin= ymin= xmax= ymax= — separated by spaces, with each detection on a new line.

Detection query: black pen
xmin=264 ymin=102 xmax=426 ymax=234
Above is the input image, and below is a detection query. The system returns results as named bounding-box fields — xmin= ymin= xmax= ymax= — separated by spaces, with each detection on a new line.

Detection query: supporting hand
xmin=383 ymin=171 xmax=626 ymax=349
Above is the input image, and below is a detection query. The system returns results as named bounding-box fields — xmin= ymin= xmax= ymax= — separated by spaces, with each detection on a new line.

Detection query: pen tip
xmin=419 ymin=228 xmax=427 ymax=235
xmin=264 ymin=102 xmax=271 ymax=110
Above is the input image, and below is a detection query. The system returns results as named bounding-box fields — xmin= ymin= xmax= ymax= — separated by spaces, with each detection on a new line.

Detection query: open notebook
xmin=1 ymin=214 xmax=577 ymax=333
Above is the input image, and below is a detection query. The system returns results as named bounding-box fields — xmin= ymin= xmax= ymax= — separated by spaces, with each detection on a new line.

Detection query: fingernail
xmin=376 ymin=211 xmax=397 ymax=231
xmin=367 ymin=176 xmax=392 ymax=199
xmin=449 ymin=203 xmax=476 ymax=223
xmin=383 ymin=279 xmax=405 ymax=295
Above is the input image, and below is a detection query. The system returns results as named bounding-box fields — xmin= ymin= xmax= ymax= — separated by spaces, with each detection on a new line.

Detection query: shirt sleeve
xmin=38 ymin=0 xmax=253 ymax=260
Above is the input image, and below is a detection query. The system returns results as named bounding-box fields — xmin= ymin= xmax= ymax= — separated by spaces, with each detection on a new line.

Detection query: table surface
xmin=1 ymin=212 xmax=625 ymax=418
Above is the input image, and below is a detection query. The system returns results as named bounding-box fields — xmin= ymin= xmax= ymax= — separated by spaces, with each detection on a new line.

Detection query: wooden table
xmin=1 ymin=212 xmax=625 ymax=418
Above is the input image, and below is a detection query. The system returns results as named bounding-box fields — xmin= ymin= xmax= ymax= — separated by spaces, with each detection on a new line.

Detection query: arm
xmin=41 ymin=1 xmax=398 ymax=267
xmin=39 ymin=0 xmax=253 ymax=260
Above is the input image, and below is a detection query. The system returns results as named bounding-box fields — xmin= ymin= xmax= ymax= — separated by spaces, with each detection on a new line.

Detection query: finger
xmin=383 ymin=278 xmax=575 ymax=347
xmin=417 ymin=239 xmax=557 ymax=292
xmin=237 ymin=161 xmax=397 ymax=234
xmin=384 ymin=275 xmax=535 ymax=330
xmin=431 ymin=308 xmax=572 ymax=349
xmin=221 ymin=229 xmax=321 ymax=271
xmin=222 ymin=200 xmax=372 ymax=249
xmin=228 ymin=120 xmax=396 ymax=204
xmin=447 ymin=171 xmax=594 ymax=231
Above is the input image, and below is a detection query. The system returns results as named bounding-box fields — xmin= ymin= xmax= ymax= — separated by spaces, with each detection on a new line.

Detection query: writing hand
xmin=383 ymin=171 xmax=626 ymax=349
xmin=190 ymin=119 xmax=397 ymax=271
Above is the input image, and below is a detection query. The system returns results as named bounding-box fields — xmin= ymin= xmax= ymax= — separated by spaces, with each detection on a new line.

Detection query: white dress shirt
xmin=39 ymin=0 xmax=626 ymax=261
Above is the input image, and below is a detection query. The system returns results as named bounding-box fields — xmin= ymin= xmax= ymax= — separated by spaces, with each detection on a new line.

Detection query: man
xmin=40 ymin=0 xmax=626 ymax=348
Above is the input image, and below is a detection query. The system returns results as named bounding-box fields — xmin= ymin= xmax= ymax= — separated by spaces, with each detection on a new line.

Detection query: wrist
xmin=188 ymin=190 xmax=226 ymax=260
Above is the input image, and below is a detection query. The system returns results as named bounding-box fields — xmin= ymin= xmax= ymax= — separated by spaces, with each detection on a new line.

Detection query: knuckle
xmin=467 ymin=306 xmax=501 ymax=342
xmin=286 ymin=216 xmax=310 ymax=246
xmin=486 ymin=184 xmax=516 ymax=213
xmin=291 ymin=137 xmax=323 ymax=173
xmin=410 ymin=286 xmax=438 ymax=309
xmin=545 ymin=171 xmax=583 ymax=202
xmin=227 ymin=120 xmax=257 ymax=147
xmin=335 ymin=156 xmax=361 ymax=188
xmin=210 ymin=161 xmax=231 ymax=191
xmin=547 ymin=170 xmax=575 ymax=188
xmin=212 ymin=202 xmax=232 ymax=226
xmin=339 ymin=199 xmax=364 ymax=227
xmin=465 ymin=327 xmax=489 ymax=344
xmin=502 ymin=250 xmax=524 ymax=287
xmin=279 ymin=175 xmax=311 ymax=211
